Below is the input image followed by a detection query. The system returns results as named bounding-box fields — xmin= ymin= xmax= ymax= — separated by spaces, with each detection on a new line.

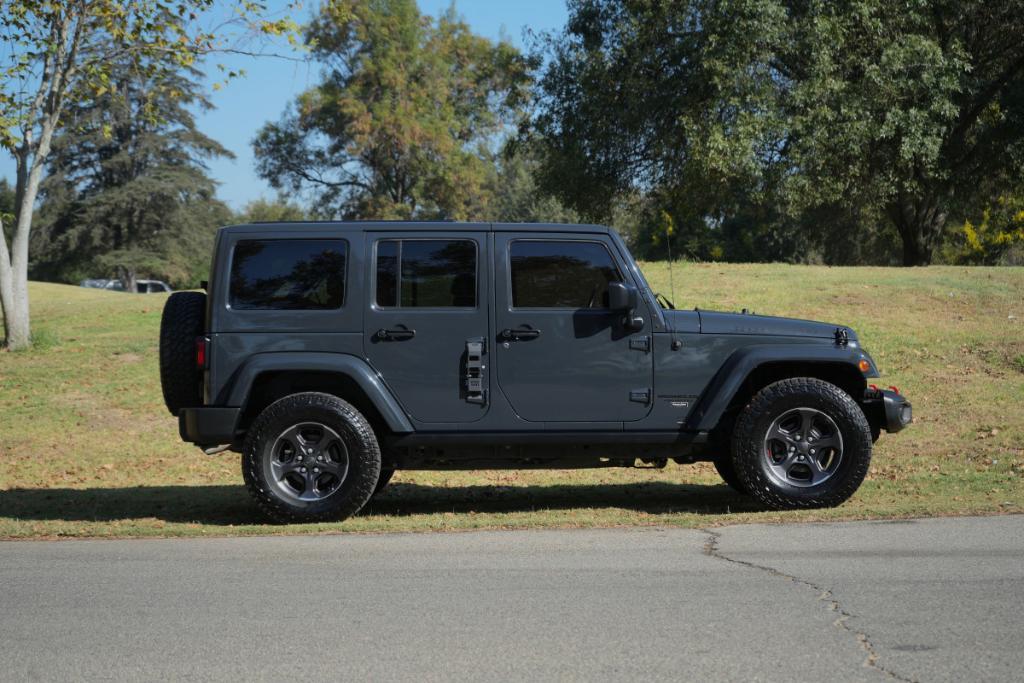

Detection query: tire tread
xmin=241 ymin=392 xmax=381 ymax=523
xmin=731 ymin=378 xmax=872 ymax=510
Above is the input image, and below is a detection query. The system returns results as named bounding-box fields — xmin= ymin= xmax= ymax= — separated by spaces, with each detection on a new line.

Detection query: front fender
xmin=686 ymin=343 xmax=878 ymax=432
xmin=220 ymin=352 xmax=414 ymax=433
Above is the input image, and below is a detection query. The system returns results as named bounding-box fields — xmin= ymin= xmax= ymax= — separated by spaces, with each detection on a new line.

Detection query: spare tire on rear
xmin=160 ymin=291 xmax=206 ymax=415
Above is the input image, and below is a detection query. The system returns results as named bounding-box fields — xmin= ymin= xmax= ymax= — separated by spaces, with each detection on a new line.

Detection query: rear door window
xmin=509 ymin=240 xmax=622 ymax=309
xmin=375 ymin=239 xmax=477 ymax=308
xmin=229 ymin=239 xmax=347 ymax=310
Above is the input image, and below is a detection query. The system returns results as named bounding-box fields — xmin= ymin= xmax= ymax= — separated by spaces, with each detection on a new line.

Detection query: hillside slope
xmin=1 ymin=265 xmax=1022 ymax=537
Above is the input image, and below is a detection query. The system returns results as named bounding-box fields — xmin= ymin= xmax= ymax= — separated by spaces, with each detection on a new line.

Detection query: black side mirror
xmin=607 ymin=282 xmax=644 ymax=330
xmin=607 ymin=281 xmax=637 ymax=310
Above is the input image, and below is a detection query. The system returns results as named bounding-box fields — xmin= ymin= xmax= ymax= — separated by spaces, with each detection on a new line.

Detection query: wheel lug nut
xmin=317 ymin=455 xmax=323 ymax=461
xmin=300 ymin=467 xmax=307 ymax=473
xmin=810 ymin=449 xmax=816 ymax=455
xmin=313 ymin=467 xmax=320 ymax=473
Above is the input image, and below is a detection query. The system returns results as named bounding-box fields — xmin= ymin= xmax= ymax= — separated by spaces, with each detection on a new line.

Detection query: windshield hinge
xmin=629 ymin=388 xmax=651 ymax=404
xmin=629 ymin=335 xmax=651 ymax=353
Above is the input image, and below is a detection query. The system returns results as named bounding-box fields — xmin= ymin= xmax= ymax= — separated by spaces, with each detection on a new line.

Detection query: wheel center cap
xmin=796 ymin=441 xmax=810 ymax=454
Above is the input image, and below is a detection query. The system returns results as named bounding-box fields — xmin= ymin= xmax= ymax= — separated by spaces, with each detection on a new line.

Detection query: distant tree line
xmin=8 ymin=0 xmax=1024 ymax=338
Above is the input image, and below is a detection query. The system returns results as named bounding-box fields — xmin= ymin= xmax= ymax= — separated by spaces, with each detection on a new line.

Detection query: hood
xmin=697 ymin=310 xmax=853 ymax=340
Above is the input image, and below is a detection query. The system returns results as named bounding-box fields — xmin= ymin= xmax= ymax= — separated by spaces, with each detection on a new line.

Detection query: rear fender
xmin=220 ymin=352 xmax=414 ymax=433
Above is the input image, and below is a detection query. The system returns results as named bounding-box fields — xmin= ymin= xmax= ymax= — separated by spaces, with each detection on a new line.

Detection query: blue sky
xmin=1 ymin=1 xmax=568 ymax=211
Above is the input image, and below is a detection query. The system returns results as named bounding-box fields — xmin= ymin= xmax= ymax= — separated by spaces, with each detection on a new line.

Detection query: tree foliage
xmin=234 ymin=197 xmax=309 ymax=224
xmin=942 ymin=195 xmax=1024 ymax=265
xmin=531 ymin=0 xmax=1024 ymax=266
xmin=31 ymin=54 xmax=232 ymax=289
xmin=0 ymin=0 xmax=296 ymax=349
xmin=254 ymin=0 xmax=532 ymax=220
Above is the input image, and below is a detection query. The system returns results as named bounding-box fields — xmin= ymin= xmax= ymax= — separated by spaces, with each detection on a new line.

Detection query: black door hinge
xmin=465 ymin=337 xmax=486 ymax=404
xmin=629 ymin=388 xmax=651 ymax=404
xmin=629 ymin=335 xmax=651 ymax=353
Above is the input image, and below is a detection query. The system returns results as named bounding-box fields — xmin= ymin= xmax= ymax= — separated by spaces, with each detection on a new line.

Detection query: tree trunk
xmin=887 ymin=194 xmax=947 ymax=266
xmin=117 ymin=265 xmax=137 ymax=293
xmin=0 ymin=8 xmax=83 ymax=349
xmin=0 ymin=211 xmax=31 ymax=350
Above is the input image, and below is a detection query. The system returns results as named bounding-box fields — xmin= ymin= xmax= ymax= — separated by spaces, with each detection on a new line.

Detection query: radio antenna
xmin=665 ymin=227 xmax=677 ymax=311
xmin=664 ymin=221 xmax=681 ymax=350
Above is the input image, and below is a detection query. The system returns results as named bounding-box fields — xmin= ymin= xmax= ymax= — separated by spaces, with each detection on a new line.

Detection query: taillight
xmin=195 ymin=336 xmax=209 ymax=370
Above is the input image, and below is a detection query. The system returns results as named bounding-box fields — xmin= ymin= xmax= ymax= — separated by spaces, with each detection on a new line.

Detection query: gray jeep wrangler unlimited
xmin=159 ymin=221 xmax=911 ymax=522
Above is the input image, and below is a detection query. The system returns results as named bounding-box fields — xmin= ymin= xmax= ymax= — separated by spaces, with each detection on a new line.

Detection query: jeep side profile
xmin=159 ymin=222 xmax=912 ymax=522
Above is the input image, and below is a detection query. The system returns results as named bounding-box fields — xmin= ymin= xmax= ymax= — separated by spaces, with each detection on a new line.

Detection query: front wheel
xmin=712 ymin=453 xmax=749 ymax=495
xmin=242 ymin=392 xmax=381 ymax=523
xmin=731 ymin=378 xmax=872 ymax=509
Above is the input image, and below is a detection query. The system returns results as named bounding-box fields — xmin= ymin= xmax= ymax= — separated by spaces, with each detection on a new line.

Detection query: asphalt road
xmin=1 ymin=516 xmax=1022 ymax=682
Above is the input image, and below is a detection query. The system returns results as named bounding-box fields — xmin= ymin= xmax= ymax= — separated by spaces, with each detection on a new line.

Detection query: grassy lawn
xmin=1 ymin=264 xmax=1022 ymax=539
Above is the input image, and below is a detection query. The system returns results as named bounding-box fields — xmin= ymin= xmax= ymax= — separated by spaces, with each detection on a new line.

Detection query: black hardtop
xmin=218 ymin=221 xmax=612 ymax=235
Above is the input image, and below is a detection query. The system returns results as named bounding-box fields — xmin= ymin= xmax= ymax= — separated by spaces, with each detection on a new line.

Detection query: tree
xmin=941 ymin=194 xmax=1024 ymax=265
xmin=0 ymin=1 xmax=296 ymax=349
xmin=531 ymin=0 xmax=1024 ymax=266
xmin=782 ymin=1 xmax=1024 ymax=265
xmin=0 ymin=180 xmax=13 ymax=238
xmin=235 ymin=197 xmax=308 ymax=224
xmin=487 ymin=148 xmax=579 ymax=224
xmin=529 ymin=0 xmax=786 ymax=260
xmin=254 ymin=0 xmax=531 ymax=220
xmin=32 ymin=54 xmax=232 ymax=290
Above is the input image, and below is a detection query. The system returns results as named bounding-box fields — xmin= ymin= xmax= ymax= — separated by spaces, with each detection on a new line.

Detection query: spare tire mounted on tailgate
xmin=160 ymin=291 xmax=206 ymax=415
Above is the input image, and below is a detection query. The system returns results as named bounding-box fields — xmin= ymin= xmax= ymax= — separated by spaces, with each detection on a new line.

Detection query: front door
xmin=493 ymin=234 xmax=654 ymax=423
xmin=364 ymin=232 xmax=489 ymax=423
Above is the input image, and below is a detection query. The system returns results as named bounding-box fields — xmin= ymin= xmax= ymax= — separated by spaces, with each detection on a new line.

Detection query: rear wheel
xmin=242 ymin=392 xmax=381 ymax=523
xmin=731 ymin=378 xmax=872 ymax=509
xmin=374 ymin=468 xmax=395 ymax=495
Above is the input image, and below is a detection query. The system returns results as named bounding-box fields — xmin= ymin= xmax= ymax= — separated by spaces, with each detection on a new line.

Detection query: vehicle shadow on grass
xmin=0 ymin=481 xmax=760 ymax=527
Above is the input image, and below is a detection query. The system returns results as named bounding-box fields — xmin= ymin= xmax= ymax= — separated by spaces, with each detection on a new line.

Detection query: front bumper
xmin=179 ymin=406 xmax=240 ymax=446
xmin=864 ymin=388 xmax=912 ymax=433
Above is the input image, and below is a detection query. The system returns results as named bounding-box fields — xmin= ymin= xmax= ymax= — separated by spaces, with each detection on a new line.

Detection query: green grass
xmin=1 ymin=264 xmax=1023 ymax=539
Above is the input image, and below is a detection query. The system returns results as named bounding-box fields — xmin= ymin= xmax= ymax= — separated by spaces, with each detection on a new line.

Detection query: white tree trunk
xmin=0 ymin=212 xmax=30 ymax=349
xmin=0 ymin=8 xmax=81 ymax=349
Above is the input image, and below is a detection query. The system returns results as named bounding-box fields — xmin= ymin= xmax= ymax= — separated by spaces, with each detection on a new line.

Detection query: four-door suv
xmin=159 ymin=221 xmax=911 ymax=522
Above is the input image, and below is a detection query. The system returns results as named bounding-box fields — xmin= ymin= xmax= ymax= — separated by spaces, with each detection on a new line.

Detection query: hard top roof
xmin=219 ymin=221 xmax=612 ymax=235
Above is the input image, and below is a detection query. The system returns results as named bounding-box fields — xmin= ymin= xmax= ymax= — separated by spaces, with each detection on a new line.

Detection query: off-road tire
xmin=731 ymin=378 xmax=872 ymax=509
xmin=242 ymin=392 xmax=381 ymax=523
xmin=159 ymin=291 xmax=206 ymax=415
xmin=712 ymin=454 xmax=749 ymax=494
xmin=374 ymin=468 xmax=396 ymax=495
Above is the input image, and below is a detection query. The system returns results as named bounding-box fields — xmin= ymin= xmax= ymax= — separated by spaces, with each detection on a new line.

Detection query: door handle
xmin=500 ymin=327 xmax=541 ymax=341
xmin=376 ymin=327 xmax=416 ymax=341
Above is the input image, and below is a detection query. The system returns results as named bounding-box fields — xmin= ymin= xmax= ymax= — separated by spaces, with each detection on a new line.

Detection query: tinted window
xmin=375 ymin=240 xmax=476 ymax=308
xmin=510 ymin=241 xmax=622 ymax=308
xmin=230 ymin=239 xmax=346 ymax=310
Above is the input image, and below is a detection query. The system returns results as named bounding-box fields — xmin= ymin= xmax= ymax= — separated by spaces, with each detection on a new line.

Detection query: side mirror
xmin=607 ymin=281 xmax=638 ymax=311
xmin=607 ymin=282 xmax=644 ymax=331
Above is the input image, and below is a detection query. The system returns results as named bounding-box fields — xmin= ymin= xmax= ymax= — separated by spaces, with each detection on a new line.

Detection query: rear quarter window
xmin=229 ymin=239 xmax=347 ymax=310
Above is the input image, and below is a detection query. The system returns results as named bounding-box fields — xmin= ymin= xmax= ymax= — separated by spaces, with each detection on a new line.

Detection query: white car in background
xmin=80 ymin=278 xmax=173 ymax=293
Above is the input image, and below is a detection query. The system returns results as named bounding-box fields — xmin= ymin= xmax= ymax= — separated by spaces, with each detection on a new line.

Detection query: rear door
xmin=493 ymin=233 xmax=654 ymax=423
xmin=364 ymin=232 xmax=490 ymax=423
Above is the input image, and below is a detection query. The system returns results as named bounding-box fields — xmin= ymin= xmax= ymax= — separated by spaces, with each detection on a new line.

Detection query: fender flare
xmin=220 ymin=352 xmax=414 ymax=433
xmin=686 ymin=344 xmax=877 ymax=432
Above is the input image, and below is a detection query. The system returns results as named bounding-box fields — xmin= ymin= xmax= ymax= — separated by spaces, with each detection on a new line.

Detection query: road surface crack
xmin=702 ymin=529 xmax=916 ymax=683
